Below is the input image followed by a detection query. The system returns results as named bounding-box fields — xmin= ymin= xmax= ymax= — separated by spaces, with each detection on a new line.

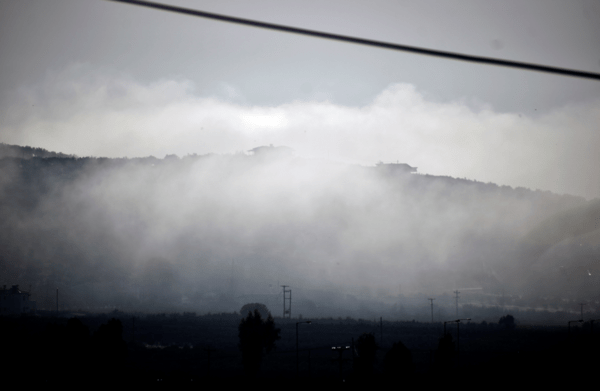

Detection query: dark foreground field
xmin=3 ymin=311 xmax=597 ymax=385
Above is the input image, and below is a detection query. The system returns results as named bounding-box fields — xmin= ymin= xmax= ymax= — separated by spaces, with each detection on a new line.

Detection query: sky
xmin=1 ymin=0 xmax=599 ymax=199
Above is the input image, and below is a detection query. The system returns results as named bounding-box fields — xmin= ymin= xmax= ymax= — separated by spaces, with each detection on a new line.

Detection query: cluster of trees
xmin=0 ymin=143 xmax=74 ymax=159
xmin=11 ymin=308 xmax=598 ymax=384
xmin=236 ymin=303 xmax=420 ymax=381
xmin=499 ymin=314 xmax=516 ymax=329
xmin=237 ymin=304 xmax=280 ymax=377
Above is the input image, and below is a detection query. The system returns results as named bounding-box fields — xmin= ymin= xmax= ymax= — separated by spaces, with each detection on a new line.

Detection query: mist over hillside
xmin=0 ymin=143 xmax=597 ymax=317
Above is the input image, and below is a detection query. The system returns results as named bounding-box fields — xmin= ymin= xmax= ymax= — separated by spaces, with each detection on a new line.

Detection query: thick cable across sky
xmin=106 ymin=0 xmax=600 ymax=81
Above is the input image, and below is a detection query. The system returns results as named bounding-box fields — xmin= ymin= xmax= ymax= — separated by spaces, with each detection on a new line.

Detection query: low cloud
xmin=1 ymin=63 xmax=598 ymax=199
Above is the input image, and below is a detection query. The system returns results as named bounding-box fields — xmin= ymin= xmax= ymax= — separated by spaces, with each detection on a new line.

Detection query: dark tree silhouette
xmin=499 ymin=314 xmax=516 ymax=329
xmin=238 ymin=309 xmax=280 ymax=377
xmin=383 ymin=341 xmax=413 ymax=379
xmin=240 ymin=303 xmax=271 ymax=319
xmin=353 ymin=332 xmax=378 ymax=378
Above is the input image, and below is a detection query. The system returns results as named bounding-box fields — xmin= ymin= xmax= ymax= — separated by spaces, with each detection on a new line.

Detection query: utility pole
xmin=428 ymin=298 xmax=435 ymax=323
xmin=453 ymin=290 xmax=460 ymax=318
xmin=229 ymin=259 xmax=235 ymax=296
xmin=282 ymin=285 xmax=291 ymax=318
xmin=580 ymin=302 xmax=586 ymax=319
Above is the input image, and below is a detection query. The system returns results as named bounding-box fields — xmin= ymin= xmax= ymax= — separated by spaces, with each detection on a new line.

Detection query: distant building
xmin=248 ymin=145 xmax=294 ymax=157
xmin=0 ymin=285 xmax=36 ymax=315
xmin=375 ymin=162 xmax=417 ymax=175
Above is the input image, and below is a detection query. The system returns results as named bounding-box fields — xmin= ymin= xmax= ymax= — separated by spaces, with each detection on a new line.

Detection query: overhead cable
xmin=106 ymin=0 xmax=600 ymax=81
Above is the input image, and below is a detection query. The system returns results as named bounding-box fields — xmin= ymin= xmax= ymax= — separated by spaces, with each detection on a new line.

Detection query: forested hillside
xmin=0 ymin=142 xmax=74 ymax=159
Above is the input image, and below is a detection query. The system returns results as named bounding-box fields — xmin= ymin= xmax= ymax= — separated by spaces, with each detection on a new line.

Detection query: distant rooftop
xmin=248 ymin=145 xmax=294 ymax=156
xmin=375 ymin=161 xmax=418 ymax=174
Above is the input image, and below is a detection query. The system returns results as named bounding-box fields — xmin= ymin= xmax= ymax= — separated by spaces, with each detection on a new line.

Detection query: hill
xmin=0 ymin=143 xmax=594 ymax=316
xmin=0 ymin=142 xmax=75 ymax=159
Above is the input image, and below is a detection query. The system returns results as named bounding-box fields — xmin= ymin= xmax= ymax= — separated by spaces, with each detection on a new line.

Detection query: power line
xmin=106 ymin=0 xmax=600 ymax=81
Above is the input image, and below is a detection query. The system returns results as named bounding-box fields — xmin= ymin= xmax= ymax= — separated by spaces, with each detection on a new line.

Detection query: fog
xmin=2 ymin=64 xmax=599 ymax=200
xmin=1 ymin=67 xmax=599 ymax=318
xmin=1 ymin=147 xmax=597 ymax=317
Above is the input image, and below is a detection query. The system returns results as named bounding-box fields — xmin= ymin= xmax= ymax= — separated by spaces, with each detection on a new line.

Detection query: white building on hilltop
xmin=375 ymin=162 xmax=418 ymax=175
xmin=1 ymin=285 xmax=36 ymax=315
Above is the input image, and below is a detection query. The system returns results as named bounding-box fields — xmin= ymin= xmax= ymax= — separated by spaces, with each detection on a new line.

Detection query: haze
xmin=0 ymin=0 xmax=599 ymax=317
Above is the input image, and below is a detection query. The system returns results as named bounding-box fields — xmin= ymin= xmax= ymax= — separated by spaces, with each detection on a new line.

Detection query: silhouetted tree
xmin=353 ymin=332 xmax=378 ymax=378
xmin=383 ymin=341 xmax=413 ymax=379
xmin=240 ymin=303 xmax=271 ymax=319
xmin=499 ymin=314 xmax=516 ymax=329
xmin=238 ymin=309 xmax=280 ymax=377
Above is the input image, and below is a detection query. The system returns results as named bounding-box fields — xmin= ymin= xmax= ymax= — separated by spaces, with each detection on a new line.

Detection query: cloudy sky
xmin=1 ymin=0 xmax=599 ymax=199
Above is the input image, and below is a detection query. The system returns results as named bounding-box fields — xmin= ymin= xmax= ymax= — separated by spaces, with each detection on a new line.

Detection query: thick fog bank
xmin=0 ymin=152 xmax=597 ymax=315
